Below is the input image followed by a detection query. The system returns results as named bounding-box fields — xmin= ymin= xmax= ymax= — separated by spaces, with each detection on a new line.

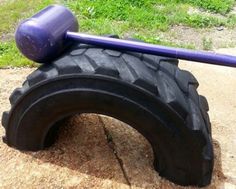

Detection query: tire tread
xmin=2 ymin=42 xmax=213 ymax=187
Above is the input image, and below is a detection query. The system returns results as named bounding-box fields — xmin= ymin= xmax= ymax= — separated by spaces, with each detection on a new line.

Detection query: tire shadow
xmin=25 ymin=114 xmax=227 ymax=188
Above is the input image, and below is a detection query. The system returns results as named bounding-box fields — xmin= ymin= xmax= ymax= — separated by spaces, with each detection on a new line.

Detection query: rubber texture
xmin=1 ymin=40 xmax=213 ymax=186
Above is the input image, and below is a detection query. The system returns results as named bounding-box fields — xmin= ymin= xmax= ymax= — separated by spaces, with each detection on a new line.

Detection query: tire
xmin=1 ymin=42 xmax=213 ymax=186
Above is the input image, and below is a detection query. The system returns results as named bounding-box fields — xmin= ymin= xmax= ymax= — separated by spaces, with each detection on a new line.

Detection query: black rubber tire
xmin=1 ymin=43 xmax=213 ymax=186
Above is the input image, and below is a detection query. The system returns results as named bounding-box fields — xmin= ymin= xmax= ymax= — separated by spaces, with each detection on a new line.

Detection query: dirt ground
xmin=162 ymin=26 xmax=236 ymax=49
xmin=0 ymin=48 xmax=235 ymax=188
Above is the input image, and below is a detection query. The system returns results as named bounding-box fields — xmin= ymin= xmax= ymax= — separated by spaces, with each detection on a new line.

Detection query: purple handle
xmin=15 ymin=4 xmax=236 ymax=67
xmin=67 ymin=32 xmax=236 ymax=68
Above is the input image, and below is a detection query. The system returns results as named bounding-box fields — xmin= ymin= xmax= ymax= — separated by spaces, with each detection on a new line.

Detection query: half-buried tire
xmin=1 ymin=43 xmax=213 ymax=186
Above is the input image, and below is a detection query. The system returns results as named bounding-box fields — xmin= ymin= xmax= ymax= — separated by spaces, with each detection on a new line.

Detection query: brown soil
xmin=0 ymin=48 xmax=236 ymax=188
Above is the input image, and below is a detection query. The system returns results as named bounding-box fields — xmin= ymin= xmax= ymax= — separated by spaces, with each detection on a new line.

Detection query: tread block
xmin=77 ymin=44 xmax=93 ymax=49
xmin=156 ymin=71 xmax=189 ymax=118
xmin=142 ymin=54 xmax=161 ymax=70
xmin=133 ymin=78 xmax=157 ymax=94
xmin=85 ymin=48 xmax=120 ymax=77
xmin=143 ymin=60 xmax=159 ymax=71
xmin=205 ymin=114 xmax=211 ymax=134
xmin=53 ymin=56 xmax=82 ymax=74
xmin=1 ymin=111 xmax=9 ymax=128
xmin=200 ymin=160 xmax=213 ymax=186
xmin=203 ymin=142 xmax=214 ymax=160
xmin=95 ymin=67 xmax=120 ymax=77
xmin=27 ymin=71 xmax=47 ymax=86
xmin=199 ymin=96 xmax=211 ymax=134
xmin=104 ymin=49 xmax=121 ymax=57
xmin=9 ymin=88 xmax=24 ymax=105
xmin=70 ymin=48 xmax=87 ymax=56
xmin=160 ymin=61 xmax=177 ymax=76
xmin=123 ymin=55 xmax=157 ymax=92
xmin=175 ymin=70 xmax=199 ymax=93
xmin=199 ymin=96 xmax=209 ymax=111
xmin=22 ymin=80 xmax=29 ymax=88
xmin=110 ymin=57 xmax=138 ymax=82
xmin=188 ymin=99 xmax=206 ymax=132
xmin=126 ymin=51 xmax=143 ymax=59
xmin=122 ymin=54 xmax=157 ymax=93
xmin=200 ymin=108 xmax=211 ymax=134
xmin=27 ymin=66 xmax=58 ymax=86
xmin=163 ymin=58 xmax=179 ymax=66
xmin=73 ymin=55 xmax=96 ymax=73
xmin=188 ymin=85 xmax=199 ymax=105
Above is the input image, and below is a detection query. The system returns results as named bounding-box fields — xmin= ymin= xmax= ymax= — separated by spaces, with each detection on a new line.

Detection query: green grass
xmin=0 ymin=0 xmax=55 ymax=37
xmin=184 ymin=0 xmax=235 ymax=14
xmin=0 ymin=42 xmax=35 ymax=68
xmin=66 ymin=0 xmax=236 ymax=32
xmin=0 ymin=0 xmax=54 ymax=68
xmin=202 ymin=37 xmax=213 ymax=50
xmin=0 ymin=0 xmax=236 ymax=67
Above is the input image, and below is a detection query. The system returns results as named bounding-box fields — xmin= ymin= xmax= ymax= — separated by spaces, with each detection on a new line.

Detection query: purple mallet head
xmin=15 ymin=5 xmax=78 ymax=63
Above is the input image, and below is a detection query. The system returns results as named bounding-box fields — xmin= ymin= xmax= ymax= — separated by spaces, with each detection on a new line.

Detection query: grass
xmin=202 ymin=37 xmax=213 ymax=50
xmin=0 ymin=0 xmax=55 ymax=37
xmin=0 ymin=0 xmax=236 ymax=68
xmin=0 ymin=42 xmax=35 ymax=68
xmin=184 ymin=0 xmax=235 ymax=14
xmin=66 ymin=0 xmax=236 ymax=32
